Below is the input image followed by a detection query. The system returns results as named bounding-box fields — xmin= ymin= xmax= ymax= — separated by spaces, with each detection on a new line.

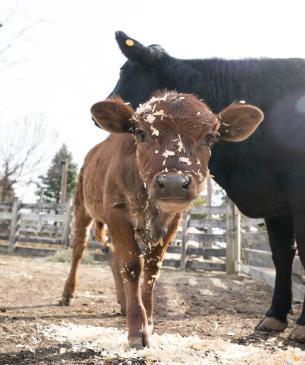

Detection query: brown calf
xmin=60 ymin=91 xmax=263 ymax=348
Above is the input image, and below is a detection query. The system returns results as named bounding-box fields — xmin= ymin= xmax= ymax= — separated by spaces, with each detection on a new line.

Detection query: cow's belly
xmin=212 ymin=167 xmax=290 ymax=218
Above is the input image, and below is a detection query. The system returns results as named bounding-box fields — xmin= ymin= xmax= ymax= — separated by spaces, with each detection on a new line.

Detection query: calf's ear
xmin=91 ymin=98 xmax=135 ymax=134
xmin=218 ymin=103 xmax=264 ymax=142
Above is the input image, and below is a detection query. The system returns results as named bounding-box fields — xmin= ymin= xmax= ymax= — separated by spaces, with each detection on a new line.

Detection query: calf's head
xmin=91 ymin=92 xmax=263 ymax=212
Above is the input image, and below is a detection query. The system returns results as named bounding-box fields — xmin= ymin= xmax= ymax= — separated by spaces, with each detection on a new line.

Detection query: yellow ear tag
xmin=125 ymin=39 xmax=134 ymax=47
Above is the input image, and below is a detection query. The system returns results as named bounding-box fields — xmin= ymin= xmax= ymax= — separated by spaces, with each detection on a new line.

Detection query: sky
xmin=1 ymin=0 xmax=305 ymax=201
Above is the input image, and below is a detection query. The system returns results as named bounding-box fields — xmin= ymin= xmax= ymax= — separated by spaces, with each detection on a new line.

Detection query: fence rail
xmin=161 ymin=201 xmax=241 ymax=273
xmin=240 ymin=214 xmax=305 ymax=300
xmin=0 ymin=197 xmax=238 ymax=272
xmin=2 ymin=198 xmax=303 ymax=282
xmin=0 ymin=199 xmax=73 ymax=252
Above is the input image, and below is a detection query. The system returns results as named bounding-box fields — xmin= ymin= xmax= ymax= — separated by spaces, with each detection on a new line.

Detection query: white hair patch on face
xmin=176 ymin=134 xmax=185 ymax=153
xmin=150 ymin=126 xmax=159 ymax=136
xmin=162 ymin=150 xmax=175 ymax=158
xmin=197 ymin=112 xmax=201 ymax=116
xmin=196 ymin=159 xmax=201 ymax=165
xmin=136 ymin=102 xmax=152 ymax=115
xmin=196 ymin=169 xmax=204 ymax=182
xmin=153 ymin=93 xmax=168 ymax=102
xmin=153 ymin=110 xmax=166 ymax=119
xmin=146 ymin=114 xmax=156 ymax=124
xmin=179 ymin=157 xmax=192 ymax=166
xmin=155 ymin=150 xmax=159 ymax=154
xmin=136 ymin=94 xmax=169 ymax=116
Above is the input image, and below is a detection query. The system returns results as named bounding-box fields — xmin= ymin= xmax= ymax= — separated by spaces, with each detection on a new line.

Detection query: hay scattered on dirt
xmin=42 ymin=323 xmax=305 ymax=365
xmin=46 ymin=248 xmax=95 ymax=264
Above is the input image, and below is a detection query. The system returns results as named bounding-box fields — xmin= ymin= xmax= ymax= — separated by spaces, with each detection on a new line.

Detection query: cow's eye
xmin=135 ymin=129 xmax=147 ymax=143
xmin=202 ymin=133 xmax=215 ymax=146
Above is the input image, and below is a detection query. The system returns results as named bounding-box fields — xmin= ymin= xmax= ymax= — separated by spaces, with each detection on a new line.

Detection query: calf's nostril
xmin=156 ymin=175 xmax=166 ymax=189
xmin=182 ymin=176 xmax=191 ymax=190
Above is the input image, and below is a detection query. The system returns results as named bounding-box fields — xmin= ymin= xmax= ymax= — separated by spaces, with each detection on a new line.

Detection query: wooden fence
xmin=240 ymin=216 xmax=305 ymax=301
xmin=2 ymin=198 xmax=304 ymax=283
xmin=162 ymin=202 xmax=239 ymax=274
xmin=0 ymin=199 xmax=73 ymax=255
xmin=0 ymin=198 xmax=240 ymax=273
xmin=1 ymin=198 xmax=304 ymax=299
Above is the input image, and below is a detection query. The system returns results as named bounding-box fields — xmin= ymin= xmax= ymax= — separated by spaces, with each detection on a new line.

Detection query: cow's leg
xmin=142 ymin=214 xmax=181 ymax=334
xmin=256 ymin=214 xmax=295 ymax=331
xmin=108 ymin=218 xmax=149 ymax=349
xmin=60 ymin=204 xmax=92 ymax=306
xmin=107 ymin=244 xmax=127 ymax=315
xmin=289 ymin=211 xmax=305 ymax=342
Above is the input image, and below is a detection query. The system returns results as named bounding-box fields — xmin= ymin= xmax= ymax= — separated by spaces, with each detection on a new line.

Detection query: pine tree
xmin=36 ymin=144 xmax=78 ymax=203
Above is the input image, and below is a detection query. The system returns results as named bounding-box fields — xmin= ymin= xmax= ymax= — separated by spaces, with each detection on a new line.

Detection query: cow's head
xmin=109 ymin=31 xmax=168 ymax=108
xmin=91 ymin=92 xmax=263 ymax=213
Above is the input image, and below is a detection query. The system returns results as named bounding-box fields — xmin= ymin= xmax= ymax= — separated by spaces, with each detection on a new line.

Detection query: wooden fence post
xmin=62 ymin=198 xmax=73 ymax=247
xmin=226 ymin=201 xmax=241 ymax=274
xmin=8 ymin=199 xmax=21 ymax=252
xmin=180 ymin=212 xmax=190 ymax=270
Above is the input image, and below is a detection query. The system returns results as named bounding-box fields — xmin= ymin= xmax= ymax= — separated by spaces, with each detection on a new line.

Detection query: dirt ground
xmin=0 ymin=253 xmax=304 ymax=365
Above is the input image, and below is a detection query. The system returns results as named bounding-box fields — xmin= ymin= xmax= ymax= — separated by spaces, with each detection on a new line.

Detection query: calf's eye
xmin=135 ymin=129 xmax=147 ymax=143
xmin=202 ymin=133 xmax=215 ymax=146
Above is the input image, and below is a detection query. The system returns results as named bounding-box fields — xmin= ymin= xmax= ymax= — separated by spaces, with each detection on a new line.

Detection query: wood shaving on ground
xmin=42 ymin=323 xmax=305 ymax=365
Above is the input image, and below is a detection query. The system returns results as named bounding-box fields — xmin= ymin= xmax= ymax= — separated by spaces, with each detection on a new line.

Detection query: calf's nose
xmin=155 ymin=174 xmax=192 ymax=194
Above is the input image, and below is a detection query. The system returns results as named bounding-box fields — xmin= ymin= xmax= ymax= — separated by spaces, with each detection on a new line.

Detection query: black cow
xmin=106 ymin=31 xmax=305 ymax=342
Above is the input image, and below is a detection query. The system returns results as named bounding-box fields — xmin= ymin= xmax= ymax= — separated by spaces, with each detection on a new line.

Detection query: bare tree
xmin=0 ymin=115 xmax=57 ymax=201
xmin=0 ymin=4 xmax=43 ymax=72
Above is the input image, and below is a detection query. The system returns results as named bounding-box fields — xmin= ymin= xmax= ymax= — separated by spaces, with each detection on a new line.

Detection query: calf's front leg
xmin=108 ymin=216 xmax=149 ymax=349
xmin=142 ymin=214 xmax=181 ymax=334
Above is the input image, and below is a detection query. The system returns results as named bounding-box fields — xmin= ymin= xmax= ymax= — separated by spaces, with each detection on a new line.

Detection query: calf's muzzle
xmin=155 ymin=174 xmax=192 ymax=194
xmin=151 ymin=173 xmax=196 ymax=212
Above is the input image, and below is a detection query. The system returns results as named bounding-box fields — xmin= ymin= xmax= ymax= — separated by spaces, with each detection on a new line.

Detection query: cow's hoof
xmin=256 ymin=317 xmax=287 ymax=332
xmin=59 ymin=294 xmax=73 ymax=306
xmin=289 ymin=325 xmax=305 ymax=342
xmin=129 ymin=333 xmax=150 ymax=349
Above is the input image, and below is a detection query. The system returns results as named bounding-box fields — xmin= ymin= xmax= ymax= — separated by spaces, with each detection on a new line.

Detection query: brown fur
xmin=60 ymin=91 xmax=264 ymax=349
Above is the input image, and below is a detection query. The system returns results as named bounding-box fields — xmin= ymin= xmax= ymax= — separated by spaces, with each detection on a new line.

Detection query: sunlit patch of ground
xmin=42 ymin=323 xmax=305 ymax=365
xmin=0 ymin=254 xmax=305 ymax=364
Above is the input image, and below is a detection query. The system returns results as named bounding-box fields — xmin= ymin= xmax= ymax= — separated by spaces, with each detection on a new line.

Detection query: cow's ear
xmin=115 ymin=31 xmax=164 ymax=67
xmin=91 ymin=98 xmax=135 ymax=134
xmin=218 ymin=103 xmax=264 ymax=142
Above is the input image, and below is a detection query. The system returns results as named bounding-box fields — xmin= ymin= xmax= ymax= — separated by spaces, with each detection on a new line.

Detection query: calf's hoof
xmin=119 ymin=303 xmax=126 ymax=316
xmin=146 ymin=318 xmax=154 ymax=335
xmin=256 ymin=317 xmax=287 ymax=332
xmin=289 ymin=325 xmax=305 ymax=342
xmin=59 ymin=293 xmax=74 ymax=306
xmin=128 ymin=332 xmax=150 ymax=349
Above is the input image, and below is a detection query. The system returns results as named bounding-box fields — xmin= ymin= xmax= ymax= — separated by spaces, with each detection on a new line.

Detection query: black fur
xmin=108 ymin=31 xmax=305 ymax=326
